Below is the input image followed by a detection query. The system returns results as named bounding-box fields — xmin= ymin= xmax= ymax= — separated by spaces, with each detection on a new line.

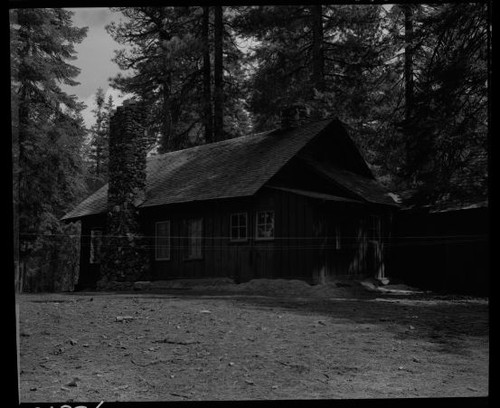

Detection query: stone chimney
xmin=280 ymin=104 xmax=311 ymax=129
xmin=107 ymin=99 xmax=148 ymax=208
xmin=99 ymin=99 xmax=150 ymax=287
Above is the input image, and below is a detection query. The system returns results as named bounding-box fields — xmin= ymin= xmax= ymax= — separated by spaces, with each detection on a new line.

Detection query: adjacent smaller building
xmin=390 ymin=200 xmax=489 ymax=296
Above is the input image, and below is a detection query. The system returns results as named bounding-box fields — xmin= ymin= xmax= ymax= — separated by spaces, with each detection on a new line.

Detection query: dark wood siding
xmin=309 ymin=201 xmax=393 ymax=284
xmin=141 ymin=189 xmax=322 ymax=282
xmin=267 ymin=158 xmax=360 ymax=200
xmin=77 ymin=190 xmax=394 ymax=286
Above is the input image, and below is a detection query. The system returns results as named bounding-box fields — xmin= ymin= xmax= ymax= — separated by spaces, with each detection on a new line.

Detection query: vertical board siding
xmin=205 ymin=210 xmax=214 ymax=277
xmin=287 ymin=192 xmax=298 ymax=279
xmin=281 ymin=189 xmax=290 ymax=278
xmin=213 ymin=203 xmax=222 ymax=277
xmin=303 ymin=195 xmax=315 ymax=282
xmin=310 ymin=203 xmax=392 ymax=283
xmin=132 ymin=191 xmax=394 ymax=284
xmin=253 ymin=190 xmax=275 ymax=279
xmin=296 ymin=194 xmax=305 ymax=279
xmin=78 ymin=219 xmax=91 ymax=287
xmin=273 ymin=190 xmax=282 ymax=278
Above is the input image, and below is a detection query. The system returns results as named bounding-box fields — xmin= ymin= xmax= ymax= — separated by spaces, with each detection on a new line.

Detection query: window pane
xmin=257 ymin=212 xmax=265 ymax=224
xmin=239 ymin=226 xmax=246 ymax=239
xmin=190 ymin=235 xmax=201 ymax=258
xmin=265 ymin=212 xmax=273 ymax=224
xmin=187 ymin=218 xmax=203 ymax=258
xmin=256 ymin=211 xmax=274 ymax=239
xmin=263 ymin=227 xmax=272 ymax=238
xmin=231 ymin=226 xmax=239 ymax=239
xmin=230 ymin=213 xmax=247 ymax=240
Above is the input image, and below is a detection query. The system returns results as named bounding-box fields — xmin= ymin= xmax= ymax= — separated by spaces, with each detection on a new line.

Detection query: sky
xmin=65 ymin=6 xmax=395 ymax=129
xmin=62 ymin=8 xmax=131 ymax=129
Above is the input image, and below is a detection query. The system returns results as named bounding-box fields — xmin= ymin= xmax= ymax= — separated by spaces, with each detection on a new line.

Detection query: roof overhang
xmin=266 ymin=186 xmax=364 ymax=204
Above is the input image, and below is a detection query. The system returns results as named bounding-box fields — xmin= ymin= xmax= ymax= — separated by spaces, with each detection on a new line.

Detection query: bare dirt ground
xmin=17 ymin=280 xmax=489 ymax=402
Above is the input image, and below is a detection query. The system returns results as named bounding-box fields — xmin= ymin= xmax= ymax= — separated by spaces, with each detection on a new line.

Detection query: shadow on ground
xmin=55 ymin=287 xmax=489 ymax=354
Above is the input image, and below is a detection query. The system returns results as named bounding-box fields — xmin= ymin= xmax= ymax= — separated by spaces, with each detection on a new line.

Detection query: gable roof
xmin=299 ymin=155 xmax=399 ymax=207
xmin=63 ymin=119 xmax=335 ymax=221
xmin=62 ymin=118 xmax=398 ymax=221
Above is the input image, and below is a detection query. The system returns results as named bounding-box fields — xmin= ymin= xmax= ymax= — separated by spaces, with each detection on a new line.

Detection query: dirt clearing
xmin=17 ymin=281 xmax=489 ymax=402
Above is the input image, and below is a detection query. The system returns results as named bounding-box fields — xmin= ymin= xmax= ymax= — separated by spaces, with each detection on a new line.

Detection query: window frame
xmin=230 ymin=212 xmax=249 ymax=242
xmin=185 ymin=217 xmax=203 ymax=260
xmin=89 ymin=229 xmax=103 ymax=265
xmin=255 ymin=210 xmax=275 ymax=241
xmin=155 ymin=220 xmax=171 ymax=261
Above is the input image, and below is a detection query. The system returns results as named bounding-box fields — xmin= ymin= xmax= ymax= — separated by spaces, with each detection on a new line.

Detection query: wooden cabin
xmin=62 ymin=117 xmax=399 ymax=289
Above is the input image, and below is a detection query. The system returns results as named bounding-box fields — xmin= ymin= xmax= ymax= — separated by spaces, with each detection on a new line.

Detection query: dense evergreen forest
xmin=10 ymin=4 xmax=489 ymax=292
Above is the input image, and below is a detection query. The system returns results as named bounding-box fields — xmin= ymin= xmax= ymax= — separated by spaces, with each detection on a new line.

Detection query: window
xmin=155 ymin=221 xmax=171 ymax=260
xmin=230 ymin=213 xmax=248 ymax=242
xmin=186 ymin=218 xmax=203 ymax=259
xmin=89 ymin=229 xmax=102 ymax=264
xmin=255 ymin=211 xmax=274 ymax=240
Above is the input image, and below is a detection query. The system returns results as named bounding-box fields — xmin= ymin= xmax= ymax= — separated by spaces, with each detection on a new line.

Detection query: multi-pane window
xmin=255 ymin=211 xmax=275 ymax=240
xmin=89 ymin=229 xmax=102 ymax=264
xmin=230 ymin=213 xmax=248 ymax=242
xmin=186 ymin=218 xmax=203 ymax=259
xmin=155 ymin=221 xmax=171 ymax=260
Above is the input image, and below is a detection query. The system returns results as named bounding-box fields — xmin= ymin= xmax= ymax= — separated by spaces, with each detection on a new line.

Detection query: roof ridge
xmin=147 ymin=129 xmax=276 ymax=160
xmin=146 ymin=118 xmax=334 ymax=161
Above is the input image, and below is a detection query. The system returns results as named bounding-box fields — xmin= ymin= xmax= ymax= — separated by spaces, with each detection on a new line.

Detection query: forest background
xmin=9 ymin=3 xmax=490 ymax=292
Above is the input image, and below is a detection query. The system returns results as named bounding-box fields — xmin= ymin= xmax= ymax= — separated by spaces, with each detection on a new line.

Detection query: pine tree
xmin=234 ymin=4 xmax=488 ymax=207
xmin=202 ymin=6 xmax=214 ymax=143
xmin=311 ymin=4 xmax=325 ymax=93
xmin=234 ymin=5 xmax=385 ymax=131
xmin=377 ymin=3 xmax=489 ymax=206
xmin=11 ymin=8 xmax=88 ymax=291
xmin=87 ymin=88 xmax=113 ymax=191
xmin=213 ymin=5 xmax=224 ymax=141
xmin=107 ymin=6 xmax=251 ymax=152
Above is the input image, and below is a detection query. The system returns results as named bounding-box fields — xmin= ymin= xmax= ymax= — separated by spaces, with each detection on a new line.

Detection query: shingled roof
xmin=63 ymin=119 xmax=333 ymax=221
xmin=299 ymin=156 xmax=399 ymax=207
xmin=62 ymin=118 xmax=398 ymax=221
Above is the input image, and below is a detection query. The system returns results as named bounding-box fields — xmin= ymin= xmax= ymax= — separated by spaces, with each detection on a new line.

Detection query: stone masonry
xmin=98 ymin=100 xmax=150 ymax=287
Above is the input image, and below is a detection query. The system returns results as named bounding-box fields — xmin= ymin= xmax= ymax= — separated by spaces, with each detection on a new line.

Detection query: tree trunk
xmin=404 ymin=4 xmax=414 ymax=122
xmin=202 ymin=6 xmax=214 ymax=143
xmin=213 ymin=5 xmax=224 ymax=142
xmin=161 ymin=71 xmax=174 ymax=152
xmin=159 ymin=9 xmax=174 ymax=152
xmin=312 ymin=4 xmax=325 ymax=92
